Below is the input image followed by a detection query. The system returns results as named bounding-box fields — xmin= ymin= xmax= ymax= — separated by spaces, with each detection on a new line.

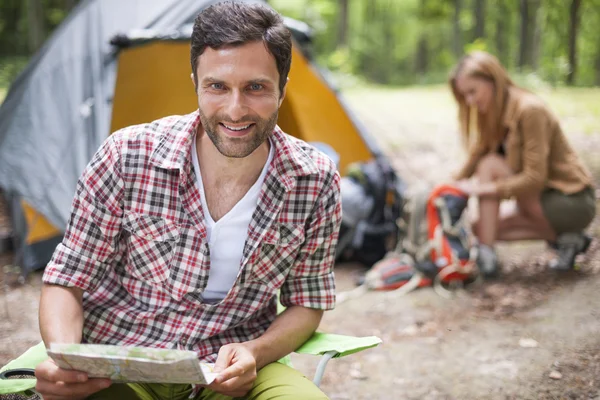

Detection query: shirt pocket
xmin=123 ymin=212 xmax=180 ymax=285
xmin=246 ymin=223 xmax=305 ymax=288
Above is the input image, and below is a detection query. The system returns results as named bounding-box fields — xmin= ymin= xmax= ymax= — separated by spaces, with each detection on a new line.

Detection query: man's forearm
xmin=39 ymin=283 xmax=85 ymax=346
xmin=244 ymin=305 xmax=323 ymax=369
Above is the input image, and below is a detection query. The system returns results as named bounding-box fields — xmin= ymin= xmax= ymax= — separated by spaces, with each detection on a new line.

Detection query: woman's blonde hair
xmin=449 ymin=51 xmax=515 ymax=151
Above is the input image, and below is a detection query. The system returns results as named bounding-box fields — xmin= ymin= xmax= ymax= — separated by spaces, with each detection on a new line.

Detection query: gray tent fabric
xmin=0 ymin=0 xmax=199 ymax=229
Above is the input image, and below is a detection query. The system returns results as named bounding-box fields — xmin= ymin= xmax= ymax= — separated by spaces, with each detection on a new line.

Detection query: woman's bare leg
xmin=496 ymin=195 xmax=556 ymax=242
xmin=475 ymin=154 xmax=512 ymax=246
xmin=473 ymin=154 xmax=556 ymax=244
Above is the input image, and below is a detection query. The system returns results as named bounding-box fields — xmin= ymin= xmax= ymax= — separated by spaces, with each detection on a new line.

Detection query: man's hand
xmin=34 ymin=358 xmax=112 ymax=400
xmin=206 ymin=343 xmax=258 ymax=398
xmin=204 ymin=305 xmax=322 ymax=397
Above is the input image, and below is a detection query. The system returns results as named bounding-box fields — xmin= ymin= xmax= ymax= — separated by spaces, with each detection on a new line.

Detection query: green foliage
xmin=271 ymin=0 xmax=600 ymax=87
xmin=577 ymin=0 xmax=600 ymax=86
xmin=0 ymin=56 xmax=28 ymax=89
xmin=0 ymin=0 xmax=599 ymax=88
xmin=464 ymin=38 xmax=488 ymax=54
xmin=321 ymin=47 xmax=353 ymax=74
xmin=46 ymin=7 xmax=68 ymax=27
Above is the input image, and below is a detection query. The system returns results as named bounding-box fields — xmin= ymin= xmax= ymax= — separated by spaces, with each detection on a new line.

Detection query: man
xmin=33 ymin=2 xmax=341 ymax=399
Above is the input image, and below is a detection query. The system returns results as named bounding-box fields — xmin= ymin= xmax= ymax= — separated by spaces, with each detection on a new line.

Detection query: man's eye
xmin=210 ymin=83 xmax=224 ymax=90
xmin=249 ymin=83 xmax=263 ymax=91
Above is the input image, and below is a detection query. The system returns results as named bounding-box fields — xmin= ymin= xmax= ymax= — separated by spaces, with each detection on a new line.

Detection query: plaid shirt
xmin=43 ymin=110 xmax=341 ymax=363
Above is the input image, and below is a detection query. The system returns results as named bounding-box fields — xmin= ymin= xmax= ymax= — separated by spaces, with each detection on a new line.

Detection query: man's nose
xmin=224 ymin=90 xmax=248 ymax=121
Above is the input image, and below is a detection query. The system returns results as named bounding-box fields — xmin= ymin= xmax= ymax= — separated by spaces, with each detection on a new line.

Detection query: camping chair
xmin=0 ymin=333 xmax=381 ymax=398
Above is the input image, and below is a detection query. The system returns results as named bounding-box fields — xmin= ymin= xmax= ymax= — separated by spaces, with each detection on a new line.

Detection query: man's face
xmin=193 ymin=40 xmax=285 ymax=158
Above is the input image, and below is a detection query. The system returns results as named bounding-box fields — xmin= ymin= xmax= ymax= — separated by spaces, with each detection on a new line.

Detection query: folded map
xmin=47 ymin=343 xmax=217 ymax=385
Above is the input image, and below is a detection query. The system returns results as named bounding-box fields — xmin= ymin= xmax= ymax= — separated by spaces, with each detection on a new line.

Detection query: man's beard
xmin=198 ymin=109 xmax=278 ymax=158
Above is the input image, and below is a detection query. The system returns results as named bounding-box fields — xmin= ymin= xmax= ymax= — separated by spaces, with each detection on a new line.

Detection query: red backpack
xmin=359 ymin=184 xmax=478 ymax=295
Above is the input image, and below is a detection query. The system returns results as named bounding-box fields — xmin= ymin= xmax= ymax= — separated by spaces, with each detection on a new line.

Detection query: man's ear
xmin=191 ymin=72 xmax=197 ymax=93
xmin=278 ymin=78 xmax=289 ymax=107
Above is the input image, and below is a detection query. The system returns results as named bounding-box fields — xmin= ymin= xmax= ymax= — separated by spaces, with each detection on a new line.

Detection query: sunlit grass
xmin=341 ymin=84 xmax=460 ymax=154
xmin=342 ymin=84 xmax=600 ymax=138
xmin=0 ymin=88 xmax=6 ymax=104
xmin=540 ymin=87 xmax=600 ymax=136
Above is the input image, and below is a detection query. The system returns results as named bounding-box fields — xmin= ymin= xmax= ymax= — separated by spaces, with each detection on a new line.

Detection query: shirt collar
xmin=149 ymin=110 xmax=319 ymax=188
xmin=150 ymin=110 xmax=199 ymax=171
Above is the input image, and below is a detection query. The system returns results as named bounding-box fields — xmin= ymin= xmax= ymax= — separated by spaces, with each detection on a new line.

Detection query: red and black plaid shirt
xmin=43 ymin=110 xmax=341 ymax=362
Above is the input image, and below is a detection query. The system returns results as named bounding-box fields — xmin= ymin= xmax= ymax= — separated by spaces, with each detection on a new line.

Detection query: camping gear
xmin=0 ymin=0 xmax=401 ymax=275
xmin=336 ymin=159 xmax=405 ymax=267
xmin=337 ymin=183 xmax=478 ymax=302
xmin=400 ymin=184 xmax=477 ymax=285
xmin=359 ymin=252 xmax=432 ymax=291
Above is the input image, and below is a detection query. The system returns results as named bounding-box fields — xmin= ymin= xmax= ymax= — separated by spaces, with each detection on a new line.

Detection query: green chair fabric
xmin=295 ymin=333 xmax=382 ymax=358
xmin=0 ymin=342 xmax=47 ymax=395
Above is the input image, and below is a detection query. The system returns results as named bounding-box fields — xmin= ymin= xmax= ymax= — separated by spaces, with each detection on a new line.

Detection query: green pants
xmin=88 ymin=362 xmax=328 ymax=400
xmin=541 ymin=186 xmax=596 ymax=234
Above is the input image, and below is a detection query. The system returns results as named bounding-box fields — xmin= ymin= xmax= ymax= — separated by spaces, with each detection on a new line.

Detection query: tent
xmin=0 ymin=0 xmax=398 ymax=273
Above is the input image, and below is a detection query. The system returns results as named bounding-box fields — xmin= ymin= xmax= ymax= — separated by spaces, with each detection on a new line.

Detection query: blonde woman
xmin=449 ymin=51 xmax=596 ymax=277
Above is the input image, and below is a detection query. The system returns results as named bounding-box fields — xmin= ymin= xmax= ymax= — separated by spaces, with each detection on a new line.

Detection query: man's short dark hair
xmin=191 ymin=1 xmax=292 ymax=95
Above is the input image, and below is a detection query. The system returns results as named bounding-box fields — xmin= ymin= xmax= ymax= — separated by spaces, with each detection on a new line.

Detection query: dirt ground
xmin=1 ymin=86 xmax=599 ymax=400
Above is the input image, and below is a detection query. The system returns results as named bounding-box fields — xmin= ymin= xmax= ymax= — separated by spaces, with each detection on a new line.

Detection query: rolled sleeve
xmin=279 ymin=171 xmax=342 ymax=311
xmin=496 ymin=107 xmax=550 ymax=199
xmin=43 ymin=135 xmax=124 ymax=292
xmin=44 ymin=243 xmax=115 ymax=291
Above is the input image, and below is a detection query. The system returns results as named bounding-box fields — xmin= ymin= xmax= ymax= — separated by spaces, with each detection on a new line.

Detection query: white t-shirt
xmin=191 ymin=138 xmax=274 ymax=303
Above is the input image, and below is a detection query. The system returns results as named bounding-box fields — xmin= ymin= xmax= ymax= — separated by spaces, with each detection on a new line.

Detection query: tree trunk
xmin=518 ymin=0 xmax=529 ymax=70
xmin=415 ymin=0 xmax=429 ymax=75
xmin=566 ymin=0 xmax=581 ymax=85
xmin=495 ymin=1 xmax=507 ymax=65
xmin=360 ymin=0 xmax=378 ymax=81
xmin=0 ymin=0 xmax=23 ymax=54
xmin=64 ymin=0 xmax=76 ymax=10
xmin=452 ymin=0 xmax=462 ymax=57
xmin=518 ymin=0 xmax=541 ymax=70
xmin=473 ymin=0 xmax=486 ymax=40
xmin=26 ymin=0 xmax=44 ymax=54
xmin=530 ymin=0 xmax=542 ymax=70
xmin=382 ymin=2 xmax=394 ymax=83
xmin=415 ymin=34 xmax=429 ymax=75
xmin=336 ymin=0 xmax=349 ymax=49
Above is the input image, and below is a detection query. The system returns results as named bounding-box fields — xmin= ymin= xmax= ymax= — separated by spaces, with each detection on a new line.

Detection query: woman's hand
xmin=34 ymin=358 xmax=112 ymax=400
xmin=455 ymin=179 xmax=497 ymax=197
xmin=455 ymin=179 xmax=475 ymax=195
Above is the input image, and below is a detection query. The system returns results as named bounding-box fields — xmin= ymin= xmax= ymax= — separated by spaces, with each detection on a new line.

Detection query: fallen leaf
xmin=519 ymin=338 xmax=539 ymax=348
xmin=549 ymin=370 xmax=562 ymax=380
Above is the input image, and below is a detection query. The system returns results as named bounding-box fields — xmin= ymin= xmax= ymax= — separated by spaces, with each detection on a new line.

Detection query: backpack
xmin=400 ymin=184 xmax=477 ymax=283
xmin=356 ymin=184 xmax=477 ymax=295
xmin=336 ymin=158 xmax=405 ymax=267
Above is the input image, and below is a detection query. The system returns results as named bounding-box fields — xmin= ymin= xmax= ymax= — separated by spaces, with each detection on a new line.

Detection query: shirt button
xmin=181 ymin=338 xmax=187 ymax=346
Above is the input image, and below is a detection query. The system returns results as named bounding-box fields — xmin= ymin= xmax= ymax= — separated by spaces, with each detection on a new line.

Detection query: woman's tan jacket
xmin=455 ymin=87 xmax=593 ymax=199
